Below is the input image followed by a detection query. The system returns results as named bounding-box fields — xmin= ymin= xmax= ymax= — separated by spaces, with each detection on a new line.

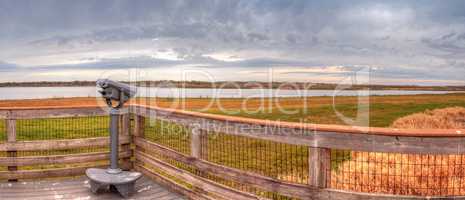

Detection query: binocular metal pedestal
xmin=86 ymin=107 xmax=141 ymax=198
xmin=86 ymin=168 xmax=142 ymax=198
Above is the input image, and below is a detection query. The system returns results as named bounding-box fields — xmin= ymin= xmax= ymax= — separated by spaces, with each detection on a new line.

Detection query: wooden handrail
xmin=130 ymin=104 xmax=465 ymax=154
xmin=131 ymin=104 xmax=465 ymax=137
xmin=1 ymin=104 xmax=463 ymax=137
xmin=0 ymin=106 xmax=108 ymax=119
xmin=0 ymin=136 xmax=130 ymax=151
xmin=0 ymin=105 xmax=104 ymax=110
xmin=0 ymin=150 xmax=131 ymax=166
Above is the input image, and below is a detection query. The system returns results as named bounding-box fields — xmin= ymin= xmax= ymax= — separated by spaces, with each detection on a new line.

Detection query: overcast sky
xmin=0 ymin=0 xmax=464 ymax=85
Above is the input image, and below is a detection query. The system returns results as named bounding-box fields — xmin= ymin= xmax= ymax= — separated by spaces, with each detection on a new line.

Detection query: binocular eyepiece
xmin=97 ymin=79 xmax=137 ymax=108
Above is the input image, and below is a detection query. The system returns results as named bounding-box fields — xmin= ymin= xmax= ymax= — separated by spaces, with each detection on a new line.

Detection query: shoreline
xmin=1 ymin=81 xmax=464 ymax=91
xmin=1 ymin=93 xmax=464 ymax=127
xmin=1 ymin=92 xmax=464 ymax=107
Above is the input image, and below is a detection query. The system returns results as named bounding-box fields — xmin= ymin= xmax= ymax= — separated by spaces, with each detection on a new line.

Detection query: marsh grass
xmin=16 ymin=116 xmax=109 ymax=141
xmin=392 ymin=107 xmax=465 ymax=129
xmin=330 ymin=151 xmax=465 ymax=196
xmin=206 ymin=100 xmax=465 ymax=127
xmin=330 ymin=107 xmax=465 ymax=196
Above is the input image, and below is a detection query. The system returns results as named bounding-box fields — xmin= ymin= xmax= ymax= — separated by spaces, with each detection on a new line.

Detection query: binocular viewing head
xmin=97 ymin=79 xmax=137 ymax=108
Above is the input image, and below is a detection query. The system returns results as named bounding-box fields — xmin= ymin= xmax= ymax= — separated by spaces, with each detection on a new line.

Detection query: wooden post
xmin=6 ymin=114 xmax=17 ymax=182
xmin=190 ymin=128 xmax=208 ymax=195
xmin=133 ymin=115 xmax=145 ymax=168
xmin=191 ymin=129 xmax=209 ymax=160
xmin=191 ymin=129 xmax=202 ymax=159
xmin=308 ymin=147 xmax=331 ymax=188
xmin=133 ymin=115 xmax=145 ymax=138
xmin=200 ymin=130 xmax=208 ymax=160
xmin=120 ymin=113 xmax=131 ymax=170
xmin=120 ymin=113 xmax=130 ymax=136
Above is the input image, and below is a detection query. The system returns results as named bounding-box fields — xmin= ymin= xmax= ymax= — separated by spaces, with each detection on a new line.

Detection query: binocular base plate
xmin=86 ymin=168 xmax=142 ymax=198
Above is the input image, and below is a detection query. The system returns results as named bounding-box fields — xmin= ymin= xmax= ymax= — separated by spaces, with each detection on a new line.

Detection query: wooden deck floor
xmin=0 ymin=176 xmax=186 ymax=200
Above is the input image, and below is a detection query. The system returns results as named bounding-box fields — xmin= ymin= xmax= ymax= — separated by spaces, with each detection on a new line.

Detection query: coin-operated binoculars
xmin=86 ymin=79 xmax=141 ymax=198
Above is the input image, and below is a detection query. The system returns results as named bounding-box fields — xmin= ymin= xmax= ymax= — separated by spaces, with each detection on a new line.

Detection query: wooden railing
xmin=0 ymin=106 xmax=131 ymax=180
xmin=1 ymin=105 xmax=465 ymax=200
xmin=130 ymin=105 xmax=465 ymax=200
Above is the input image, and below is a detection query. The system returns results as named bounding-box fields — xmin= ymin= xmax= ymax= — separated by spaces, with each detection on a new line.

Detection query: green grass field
xmin=15 ymin=116 xmax=109 ymax=141
xmin=201 ymin=93 xmax=465 ymax=127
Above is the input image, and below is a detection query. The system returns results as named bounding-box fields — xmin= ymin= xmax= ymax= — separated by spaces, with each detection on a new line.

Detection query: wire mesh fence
xmin=329 ymin=151 xmax=465 ymax=196
xmin=141 ymin=117 xmax=306 ymax=199
xmin=143 ymin=118 xmax=191 ymax=155
xmin=202 ymin=131 xmax=306 ymax=199
xmin=139 ymin=115 xmax=465 ymax=198
xmin=0 ymin=115 xmax=112 ymax=173
xmin=16 ymin=116 xmax=109 ymax=141
xmin=204 ymin=132 xmax=309 ymax=185
xmin=139 ymin=139 xmax=297 ymax=200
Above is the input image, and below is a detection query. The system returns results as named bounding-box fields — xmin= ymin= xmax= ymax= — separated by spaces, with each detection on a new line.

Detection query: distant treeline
xmin=0 ymin=80 xmax=464 ymax=91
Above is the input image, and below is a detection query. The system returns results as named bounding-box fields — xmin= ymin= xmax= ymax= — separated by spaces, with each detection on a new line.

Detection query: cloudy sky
xmin=0 ymin=0 xmax=464 ymax=85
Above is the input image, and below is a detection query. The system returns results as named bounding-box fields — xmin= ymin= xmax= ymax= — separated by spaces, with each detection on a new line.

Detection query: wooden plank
xmin=0 ymin=178 xmax=183 ymax=200
xmin=0 ymin=177 xmax=155 ymax=194
xmin=6 ymin=118 xmax=17 ymax=182
xmin=0 ymin=165 xmax=106 ymax=180
xmin=132 ymin=106 xmax=465 ymax=154
xmin=7 ymin=107 xmax=107 ymax=119
xmin=0 ymin=150 xmax=131 ymax=166
xmin=135 ymin=151 xmax=260 ymax=200
xmin=120 ymin=113 xmax=132 ymax=170
xmin=134 ymin=115 xmax=145 ymax=138
xmin=309 ymin=147 xmax=330 ymax=188
xmin=0 ymin=136 xmax=130 ymax=151
xmin=0 ymin=176 xmax=154 ymax=192
xmin=135 ymin=165 xmax=213 ymax=200
xmin=120 ymin=113 xmax=130 ymax=136
xmin=135 ymin=138 xmax=311 ymax=199
xmin=317 ymin=188 xmax=465 ymax=200
xmin=0 ymin=110 xmax=7 ymax=119
xmin=6 ymin=119 xmax=16 ymax=142
xmin=0 ymin=161 xmax=132 ymax=180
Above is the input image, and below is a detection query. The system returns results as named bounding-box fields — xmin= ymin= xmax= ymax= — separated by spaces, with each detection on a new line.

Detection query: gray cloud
xmin=0 ymin=0 xmax=464 ymax=85
xmin=0 ymin=61 xmax=19 ymax=72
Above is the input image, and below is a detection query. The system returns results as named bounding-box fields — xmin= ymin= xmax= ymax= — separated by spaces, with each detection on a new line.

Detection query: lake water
xmin=0 ymin=87 xmax=460 ymax=100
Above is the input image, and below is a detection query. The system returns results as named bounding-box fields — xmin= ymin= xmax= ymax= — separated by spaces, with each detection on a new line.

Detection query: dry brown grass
xmin=331 ymin=152 xmax=465 ymax=196
xmin=391 ymin=107 xmax=465 ymax=129
xmin=331 ymin=107 xmax=465 ymax=196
